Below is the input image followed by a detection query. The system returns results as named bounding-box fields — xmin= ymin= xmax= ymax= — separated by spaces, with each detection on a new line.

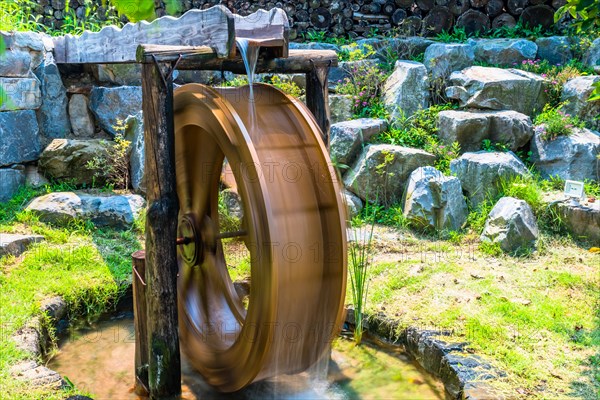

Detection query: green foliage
xmin=110 ymin=0 xmax=155 ymax=22
xmin=534 ymin=104 xmax=585 ymax=141
xmin=556 ymin=0 xmax=600 ymax=33
xmin=336 ymin=64 xmax=389 ymax=118
xmin=481 ymin=139 xmax=509 ymax=152
xmin=217 ymin=190 xmax=242 ymax=233
xmin=86 ymin=122 xmax=131 ymax=190
xmin=478 ymin=241 xmax=503 ymax=257
xmin=338 ymin=43 xmax=376 ymax=62
xmin=436 ymin=27 xmax=468 ymax=43
xmin=264 ymin=75 xmax=304 ymax=98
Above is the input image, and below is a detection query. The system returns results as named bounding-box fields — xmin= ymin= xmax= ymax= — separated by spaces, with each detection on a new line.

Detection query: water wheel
xmin=173 ymin=83 xmax=347 ymax=392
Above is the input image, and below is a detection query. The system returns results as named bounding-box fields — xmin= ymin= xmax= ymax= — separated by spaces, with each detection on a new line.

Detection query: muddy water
xmin=48 ymin=315 xmax=444 ymax=399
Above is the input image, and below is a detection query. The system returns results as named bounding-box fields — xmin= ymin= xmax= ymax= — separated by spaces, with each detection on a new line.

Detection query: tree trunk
xmin=520 ymin=4 xmax=555 ymax=28
xmin=395 ymin=0 xmax=413 ymax=8
xmin=551 ymin=0 xmax=566 ymax=9
xmin=141 ymin=61 xmax=181 ymax=399
xmin=470 ymin=0 xmax=489 ymax=8
xmin=383 ymin=1 xmax=396 ymax=15
xmin=492 ymin=12 xmax=517 ymax=28
xmin=421 ymin=6 xmax=454 ymax=36
xmin=485 ymin=0 xmax=504 ymax=18
xmin=133 ymin=251 xmax=149 ymax=397
xmin=391 ymin=8 xmax=408 ymax=24
xmin=402 ymin=15 xmax=423 ymax=35
xmin=311 ymin=7 xmax=333 ymax=28
xmin=306 ymin=65 xmax=331 ymax=146
xmin=456 ymin=9 xmax=491 ymax=34
xmin=507 ymin=0 xmax=528 ymax=15
xmin=416 ymin=0 xmax=435 ymax=11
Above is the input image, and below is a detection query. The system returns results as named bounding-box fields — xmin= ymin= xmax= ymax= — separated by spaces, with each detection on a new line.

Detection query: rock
xmin=94 ymin=64 xmax=142 ymax=85
xmin=423 ymin=43 xmax=474 ymax=81
xmin=0 ymin=233 xmax=44 ymax=257
xmin=535 ymin=36 xmax=573 ymax=65
xmin=388 ymin=37 xmax=435 ymax=59
xmin=40 ymin=296 xmax=67 ymax=321
xmin=552 ymin=199 xmax=600 ymax=243
xmin=221 ymin=188 xmax=243 ymax=220
xmin=530 ymin=128 xmax=600 ymax=182
xmin=0 ymin=77 xmax=41 ymax=111
xmin=10 ymin=360 xmax=64 ymax=388
xmin=329 ymin=95 xmax=353 ymax=124
xmin=33 ymin=52 xmax=71 ymax=139
xmin=330 ymin=118 xmax=388 ymax=167
xmin=38 ymin=139 xmax=112 ymax=186
xmin=584 ymin=38 xmax=600 ymax=69
xmin=446 ymin=66 xmax=548 ymax=116
xmin=343 ymin=144 xmax=436 ymax=205
xmin=481 ymin=197 xmax=539 ymax=254
xmin=561 ymin=76 xmax=600 ymax=131
xmin=68 ymin=94 xmax=95 ymax=137
xmin=437 ymin=110 xmax=533 ymax=152
xmin=0 ymin=50 xmax=32 ymax=77
xmin=403 ymin=166 xmax=468 ymax=232
xmin=0 ymin=167 xmax=26 ymax=203
xmin=26 ymin=191 xmax=146 ymax=230
xmin=289 ymin=42 xmax=340 ymax=52
xmin=472 ymin=38 xmax=537 ymax=66
xmin=5 ymin=31 xmax=46 ymax=69
xmin=11 ymin=328 xmax=42 ymax=358
xmin=124 ymin=112 xmax=145 ymax=193
xmin=383 ymin=61 xmax=430 ymax=119
xmin=24 ymin=165 xmax=49 ymax=188
xmin=343 ymin=189 xmax=363 ymax=219
xmin=88 ymin=86 xmax=143 ymax=136
xmin=0 ymin=110 xmax=41 ymax=166
xmin=450 ymin=151 xmax=530 ymax=208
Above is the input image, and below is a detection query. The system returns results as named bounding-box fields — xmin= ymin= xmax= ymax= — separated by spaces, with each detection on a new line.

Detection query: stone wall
xmin=30 ymin=0 xmax=564 ymax=40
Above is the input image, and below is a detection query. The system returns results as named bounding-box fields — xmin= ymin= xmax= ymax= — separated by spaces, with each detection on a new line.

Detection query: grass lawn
xmin=353 ymin=226 xmax=600 ymax=399
xmin=0 ymin=185 xmax=142 ymax=399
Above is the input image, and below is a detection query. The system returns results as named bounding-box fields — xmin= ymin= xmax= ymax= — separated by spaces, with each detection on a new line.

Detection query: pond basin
xmin=48 ymin=314 xmax=445 ymax=399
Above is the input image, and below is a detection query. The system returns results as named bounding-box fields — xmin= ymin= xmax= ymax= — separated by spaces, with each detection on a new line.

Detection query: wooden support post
xmin=141 ymin=60 xmax=181 ymax=399
xmin=132 ymin=250 xmax=149 ymax=396
xmin=306 ymin=64 xmax=331 ymax=147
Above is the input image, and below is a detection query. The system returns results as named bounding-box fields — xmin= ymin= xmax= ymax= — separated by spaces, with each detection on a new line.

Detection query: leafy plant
xmin=534 ymin=104 xmax=584 ymax=141
xmin=481 ymin=139 xmax=509 ymax=152
xmin=265 ymin=75 xmax=304 ymax=98
xmin=436 ymin=27 xmax=468 ymax=43
xmin=336 ymin=63 xmax=389 ymax=118
xmin=338 ymin=43 xmax=376 ymax=62
xmin=86 ymin=120 xmax=131 ymax=189
xmin=348 ymin=206 xmax=376 ymax=345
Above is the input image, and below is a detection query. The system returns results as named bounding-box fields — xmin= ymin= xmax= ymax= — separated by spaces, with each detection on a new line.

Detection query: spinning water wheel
xmin=173 ymin=84 xmax=347 ymax=392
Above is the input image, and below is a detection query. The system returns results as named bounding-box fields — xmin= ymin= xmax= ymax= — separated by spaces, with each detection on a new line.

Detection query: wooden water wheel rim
xmin=174 ymin=83 xmax=347 ymax=392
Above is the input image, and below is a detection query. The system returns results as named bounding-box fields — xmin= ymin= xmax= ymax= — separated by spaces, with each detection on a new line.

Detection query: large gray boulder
xmin=89 ymin=86 xmax=143 ymax=136
xmin=481 ymin=197 xmax=539 ymax=254
xmin=472 ymin=38 xmax=537 ymax=66
xmin=0 ymin=167 xmax=26 ymax=203
xmin=450 ymin=151 xmax=530 ymax=208
xmin=34 ymin=52 xmax=71 ymax=139
xmin=584 ymin=38 xmax=600 ymax=69
xmin=561 ymin=76 xmax=600 ymax=131
xmin=446 ymin=66 xmax=548 ymax=116
xmin=536 ymin=36 xmax=573 ymax=65
xmin=38 ymin=139 xmax=112 ymax=186
xmin=344 ymin=144 xmax=435 ymax=205
xmin=26 ymin=192 xmax=145 ymax=230
xmin=124 ymin=112 xmax=146 ymax=194
xmin=0 ymin=110 xmax=41 ymax=167
xmin=383 ymin=61 xmax=430 ymax=119
xmin=552 ymin=199 xmax=599 ymax=243
xmin=68 ymin=94 xmax=95 ymax=138
xmin=330 ymin=118 xmax=388 ymax=167
xmin=3 ymin=31 xmax=46 ymax=69
xmin=0 ymin=234 xmax=44 ymax=257
xmin=403 ymin=166 xmax=467 ymax=232
xmin=329 ymin=95 xmax=353 ymax=124
xmin=423 ymin=43 xmax=474 ymax=80
xmin=0 ymin=50 xmax=32 ymax=77
xmin=0 ymin=77 xmax=41 ymax=111
xmin=343 ymin=189 xmax=363 ymax=220
xmin=530 ymin=128 xmax=600 ymax=182
xmin=437 ymin=110 xmax=533 ymax=152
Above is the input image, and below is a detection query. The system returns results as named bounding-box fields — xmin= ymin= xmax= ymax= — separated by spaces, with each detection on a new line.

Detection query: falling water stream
xmin=235 ymin=38 xmax=260 ymax=133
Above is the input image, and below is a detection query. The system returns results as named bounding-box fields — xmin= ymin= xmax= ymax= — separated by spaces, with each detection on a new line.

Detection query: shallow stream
xmin=48 ymin=314 xmax=444 ymax=399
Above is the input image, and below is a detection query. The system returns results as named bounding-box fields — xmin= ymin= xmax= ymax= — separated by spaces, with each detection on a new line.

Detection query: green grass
xmin=357 ymin=226 xmax=600 ymax=398
xmin=0 ymin=184 xmax=142 ymax=399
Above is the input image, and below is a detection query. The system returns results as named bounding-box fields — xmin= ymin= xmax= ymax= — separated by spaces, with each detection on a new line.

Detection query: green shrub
xmin=338 ymin=43 xmax=375 ymax=62
xmin=265 ymin=75 xmax=304 ymax=98
xmin=86 ymin=120 xmax=131 ymax=190
xmin=336 ymin=64 xmax=389 ymax=119
xmin=534 ymin=105 xmax=584 ymax=141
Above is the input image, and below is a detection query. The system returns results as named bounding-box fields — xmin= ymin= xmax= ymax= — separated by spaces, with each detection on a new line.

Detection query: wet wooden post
xmin=141 ymin=59 xmax=181 ymax=399
xmin=132 ymin=250 xmax=149 ymax=396
xmin=306 ymin=64 xmax=331 ymax=147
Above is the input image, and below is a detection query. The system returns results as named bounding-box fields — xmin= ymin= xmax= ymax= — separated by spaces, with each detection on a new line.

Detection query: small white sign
xmin=564 ymin=180 xmax=585 ymax=199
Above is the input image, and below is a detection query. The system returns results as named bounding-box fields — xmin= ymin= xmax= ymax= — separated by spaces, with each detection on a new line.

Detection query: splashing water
xmin=235 ymin=38 xmax=260 ymax=133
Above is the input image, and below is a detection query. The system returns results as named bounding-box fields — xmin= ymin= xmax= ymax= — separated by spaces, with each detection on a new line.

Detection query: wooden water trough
xmin=53 ymin=5 xmax=340 ymax=399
